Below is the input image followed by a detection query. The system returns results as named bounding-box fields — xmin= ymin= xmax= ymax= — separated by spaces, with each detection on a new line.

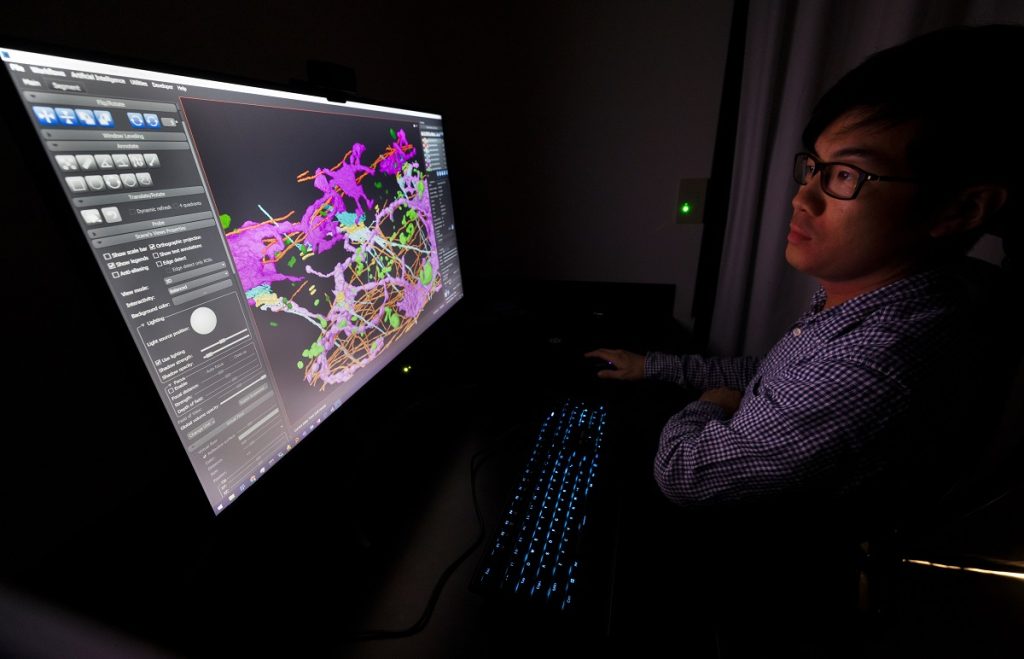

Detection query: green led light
xmin=680 ymin=202 xmax=692 ymax=215
xmin=402 ymin=365 xmax=412 ymax=374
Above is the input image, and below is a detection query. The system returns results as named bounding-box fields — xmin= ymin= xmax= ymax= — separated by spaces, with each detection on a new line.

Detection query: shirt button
xmin=792 ymin=327 xmax=803 ymax=337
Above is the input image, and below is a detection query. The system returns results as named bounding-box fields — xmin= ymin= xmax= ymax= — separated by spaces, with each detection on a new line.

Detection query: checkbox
xmin=103 ymin=252 xmax=111 ymax=260
xmin=155 ymin=260 xmax=163 ymax=268
xmin=112 ymin=271 xmax=120 ymax=279
xmin=107 ymin=262 xmax=115 ymax=270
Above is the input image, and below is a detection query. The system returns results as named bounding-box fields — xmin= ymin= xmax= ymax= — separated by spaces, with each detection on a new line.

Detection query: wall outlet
xmin=675 ymin=178 xmax=708 ymax=224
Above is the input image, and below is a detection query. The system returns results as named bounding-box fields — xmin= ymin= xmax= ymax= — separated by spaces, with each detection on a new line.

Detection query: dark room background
xmin=2 ymin=2 xmax=1023 ymax=657
xmin=1 ymin=0 xmax=734 ymax=327
xmin=0 ymin=5 xmax=734 ymax=654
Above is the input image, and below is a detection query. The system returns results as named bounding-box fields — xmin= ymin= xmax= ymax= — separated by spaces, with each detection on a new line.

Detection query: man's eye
xmin=834 ymin=168 xmax=854 ymax=181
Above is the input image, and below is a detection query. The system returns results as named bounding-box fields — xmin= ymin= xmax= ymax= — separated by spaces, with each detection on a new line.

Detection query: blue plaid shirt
xmin=647 ymin=268 xmax=963 ymax=506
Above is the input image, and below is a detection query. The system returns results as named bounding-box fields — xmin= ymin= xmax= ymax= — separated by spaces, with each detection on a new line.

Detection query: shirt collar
xmin=797 ymin=267 xmax=951 ymax=335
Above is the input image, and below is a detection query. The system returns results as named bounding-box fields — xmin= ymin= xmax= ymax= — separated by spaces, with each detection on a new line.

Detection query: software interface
xmin=1 ymin=46 xmax=464 ymax=513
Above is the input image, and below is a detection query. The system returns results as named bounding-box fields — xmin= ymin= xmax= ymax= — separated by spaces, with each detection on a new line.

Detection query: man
xmin=587 ymin=25 xmax=1021 ymax=528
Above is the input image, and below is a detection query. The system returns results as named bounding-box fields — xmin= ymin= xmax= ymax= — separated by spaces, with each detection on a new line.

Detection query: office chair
xmin=855 ymin=236 xmax=1024 ymax=621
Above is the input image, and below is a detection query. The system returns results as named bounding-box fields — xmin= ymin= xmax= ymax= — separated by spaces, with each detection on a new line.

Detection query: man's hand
xmin=583 ymin=348 xmax=645 ymax=381
xmin=699 ymin=387 xmax=743 ymax=418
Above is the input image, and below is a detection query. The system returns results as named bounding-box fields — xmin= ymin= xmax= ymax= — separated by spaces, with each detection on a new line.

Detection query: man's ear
xmin=929 ymin=185 xmax=1008 ymax=238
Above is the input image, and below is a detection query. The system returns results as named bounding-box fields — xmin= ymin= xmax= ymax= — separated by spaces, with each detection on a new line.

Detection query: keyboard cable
xmin=342 ymin=423 xmax=524 ymax=642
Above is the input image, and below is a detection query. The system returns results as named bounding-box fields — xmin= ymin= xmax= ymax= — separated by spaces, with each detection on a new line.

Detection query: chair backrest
xmin=884 ymin=247 xmax=1021 ymax=527
xmin=857 ymin=248 xmax=1024 ymax=614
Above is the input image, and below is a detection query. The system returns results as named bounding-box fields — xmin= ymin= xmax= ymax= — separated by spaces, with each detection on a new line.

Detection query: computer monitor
xmin=0 ymin=43 xmax=464 ymax=514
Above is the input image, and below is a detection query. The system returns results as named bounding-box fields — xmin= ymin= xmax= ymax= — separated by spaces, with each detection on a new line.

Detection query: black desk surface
xmin=1 ymin=281 xmax=707 ymax=657
xmin=6 ymin=281 xmax=1017 ymax=657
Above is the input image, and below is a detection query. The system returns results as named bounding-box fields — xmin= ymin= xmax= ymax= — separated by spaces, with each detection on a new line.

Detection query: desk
xmin=335 ymin=378 xmax=708 ymax=659
xmin=1 ymin=281 xmax=701 ymax=657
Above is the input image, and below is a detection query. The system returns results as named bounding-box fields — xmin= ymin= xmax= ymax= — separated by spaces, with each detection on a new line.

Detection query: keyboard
xmin=472 ymin=399 xmax=608 ymax=611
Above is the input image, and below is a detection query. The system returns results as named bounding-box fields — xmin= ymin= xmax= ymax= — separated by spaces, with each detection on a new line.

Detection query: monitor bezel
xmin=0 ymin=34 xmax=468 ymax=522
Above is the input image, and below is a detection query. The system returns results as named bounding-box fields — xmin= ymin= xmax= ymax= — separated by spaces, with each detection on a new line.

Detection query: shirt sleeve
xmin=653 ymin=358 xmax=911 ymax=505
xmin=644 ymin=351 xmax=763 ymax=390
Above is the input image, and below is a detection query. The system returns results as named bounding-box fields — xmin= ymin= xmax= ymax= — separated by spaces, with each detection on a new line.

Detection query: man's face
xmin=787 ymin=111 xmax=930 ymax=285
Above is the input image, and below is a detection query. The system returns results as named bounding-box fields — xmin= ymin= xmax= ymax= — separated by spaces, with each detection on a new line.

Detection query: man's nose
xmin=792 ymin=175 xmax=826 ymax=216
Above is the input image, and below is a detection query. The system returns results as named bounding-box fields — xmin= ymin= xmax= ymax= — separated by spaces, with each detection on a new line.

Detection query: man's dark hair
xmin=802 ymin=24 xmax=1024 ymax=257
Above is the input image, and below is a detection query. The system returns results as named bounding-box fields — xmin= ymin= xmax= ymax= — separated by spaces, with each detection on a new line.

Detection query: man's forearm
xmin=645 ymin=352 xmax=762 ymax=390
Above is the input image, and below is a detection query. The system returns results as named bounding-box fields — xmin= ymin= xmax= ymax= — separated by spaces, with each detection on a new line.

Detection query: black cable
xmin=343 ymin=422 xmax=525 ymax=642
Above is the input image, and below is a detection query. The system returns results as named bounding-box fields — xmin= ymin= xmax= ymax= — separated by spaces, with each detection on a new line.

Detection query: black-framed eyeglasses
xmin=793 ymin=152 xmax=918 ymax=200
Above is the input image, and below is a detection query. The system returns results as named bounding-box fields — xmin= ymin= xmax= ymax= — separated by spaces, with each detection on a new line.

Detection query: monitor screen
xmin=0 ymin=45 xmax=464 ymax=514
